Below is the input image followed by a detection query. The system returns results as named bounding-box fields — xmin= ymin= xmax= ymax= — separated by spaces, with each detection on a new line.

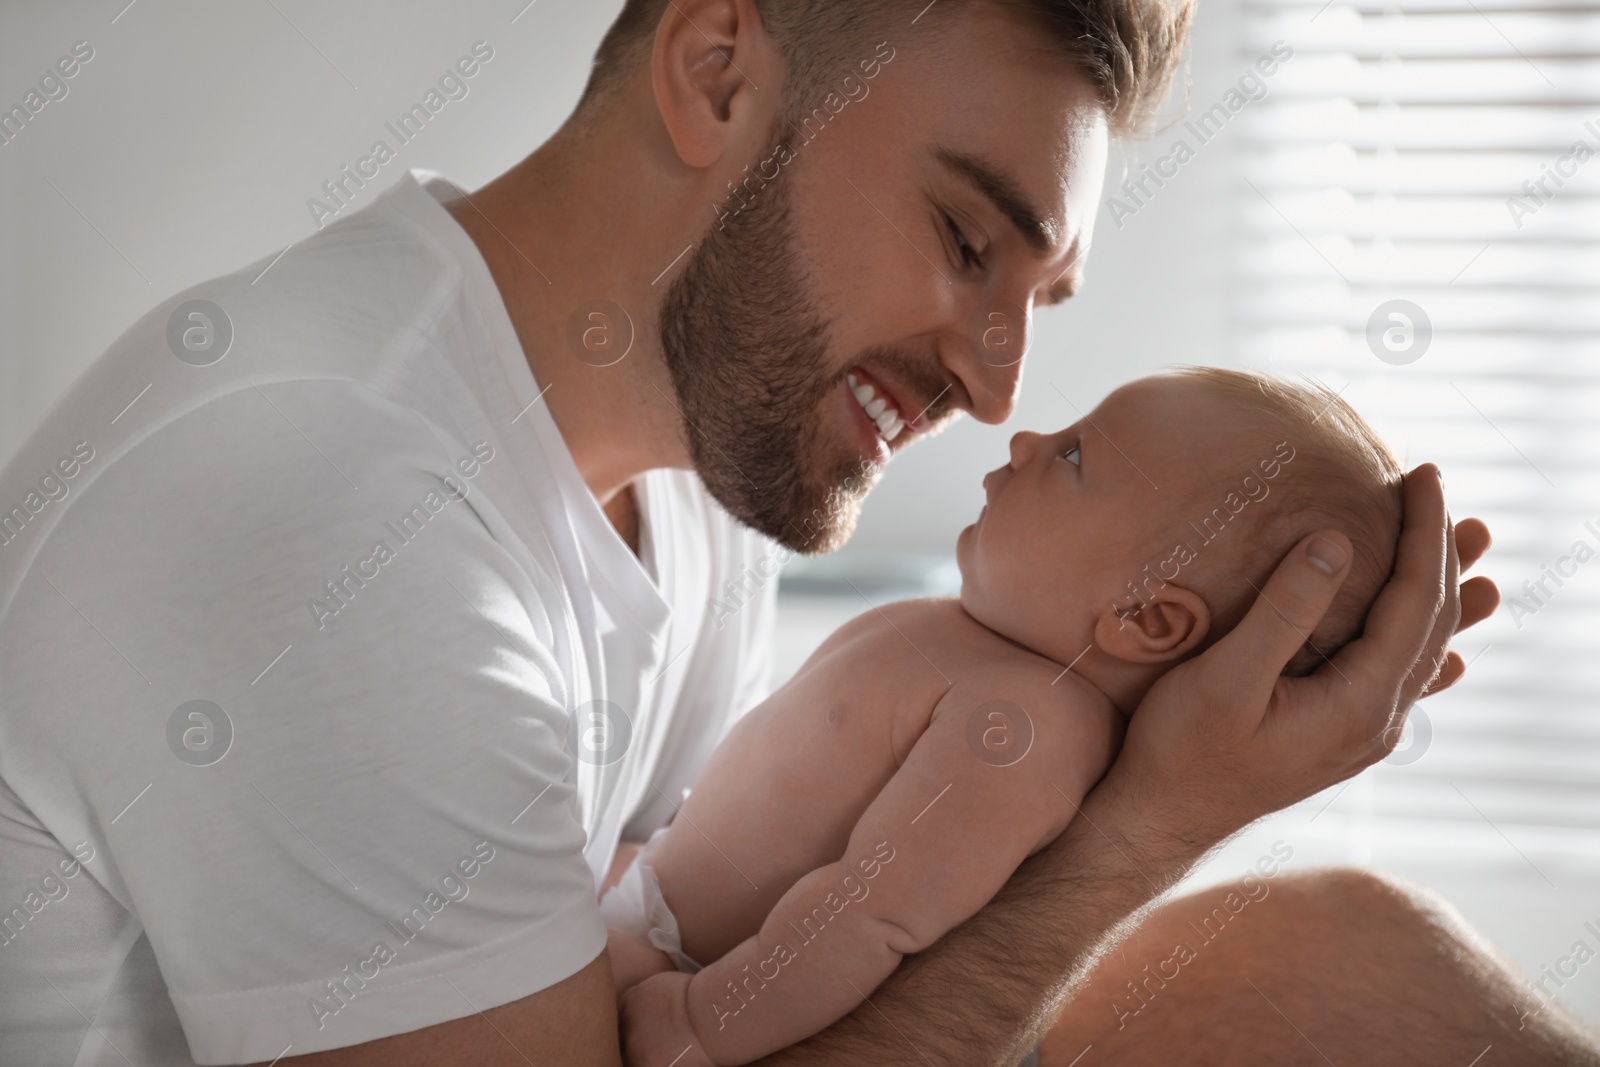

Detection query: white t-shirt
xmin=0 ymin=170 xmax=779 ymax=1065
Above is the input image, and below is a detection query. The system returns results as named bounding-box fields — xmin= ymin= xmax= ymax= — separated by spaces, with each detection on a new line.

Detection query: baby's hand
xmin=619 ymin=971 xmax=715 ymax=1067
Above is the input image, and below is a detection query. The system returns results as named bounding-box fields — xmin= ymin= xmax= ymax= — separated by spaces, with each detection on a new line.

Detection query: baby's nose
xmin=1008 ymin=430 xmax=1043 ymax=467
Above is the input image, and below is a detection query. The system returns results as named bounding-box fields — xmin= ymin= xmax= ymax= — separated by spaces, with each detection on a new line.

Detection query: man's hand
xmin=620 ymin=971 xmax=715 ymax=1067
xmin=1105 ymin=463 xmax=1498 ymax=848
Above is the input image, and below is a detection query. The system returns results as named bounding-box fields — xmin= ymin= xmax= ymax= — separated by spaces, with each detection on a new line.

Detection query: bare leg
xmin=1037 ymin=867 xmax=1600 ymax=1067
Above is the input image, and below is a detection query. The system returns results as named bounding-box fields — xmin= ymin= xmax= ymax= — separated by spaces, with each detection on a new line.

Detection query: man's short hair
xmin=577 ymin=0 xmax=1193 ymax=136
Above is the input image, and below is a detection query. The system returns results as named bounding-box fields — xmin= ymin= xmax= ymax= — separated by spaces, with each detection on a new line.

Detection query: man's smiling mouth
xmin=847 ymin=370 xmax=906 ymax=442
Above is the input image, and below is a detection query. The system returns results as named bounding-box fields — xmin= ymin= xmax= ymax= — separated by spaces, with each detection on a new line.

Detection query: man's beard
xmin=657 ymin=140 xmax=875 ymax=556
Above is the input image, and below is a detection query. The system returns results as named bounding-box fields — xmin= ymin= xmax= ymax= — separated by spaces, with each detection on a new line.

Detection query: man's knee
xmin=1269 ymin=864 xmax=1439 ymax=912
xmin=1058 ymin=867 xmax=1425 ymax=1003
xmin=1047 ymin=867 xmax=1600 ymax=1067
xmin=1253 ymin=866 xmax=1467 ymax=958
xmin=1261 ymin=865 xmax=1447 ymax=929
xmin=1175 ymin=865 xmax=1466 ymax=982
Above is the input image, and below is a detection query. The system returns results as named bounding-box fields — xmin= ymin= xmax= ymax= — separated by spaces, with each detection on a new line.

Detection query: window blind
xmin=1235 ymin=0 xmax=1600 ymax=854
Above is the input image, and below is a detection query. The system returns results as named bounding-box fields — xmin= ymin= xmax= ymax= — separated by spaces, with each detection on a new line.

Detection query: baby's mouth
xmin=847 ymin=370 xmax=906 ymax=442
xmin=981 ymin=465 xmax=1008 ymax=503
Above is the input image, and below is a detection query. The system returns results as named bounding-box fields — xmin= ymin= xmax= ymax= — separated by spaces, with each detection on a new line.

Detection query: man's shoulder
xmin=0 ymin=182 xmax=486 ymax=590
xmin=74 ymin=172 xmax=464 ymax=421
xmin=170 ymin=178 xmax=469 ymax=377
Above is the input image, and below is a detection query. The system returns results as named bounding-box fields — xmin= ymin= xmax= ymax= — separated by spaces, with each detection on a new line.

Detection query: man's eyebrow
xmin=935 ymin=148 xmax=1060 ymax=253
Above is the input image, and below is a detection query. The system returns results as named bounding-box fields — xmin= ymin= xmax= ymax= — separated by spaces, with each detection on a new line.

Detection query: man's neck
xmin=442 ymin=121 xmax=703 ymax=514
xmin=604 ymin=483 xmax=642 ymax=557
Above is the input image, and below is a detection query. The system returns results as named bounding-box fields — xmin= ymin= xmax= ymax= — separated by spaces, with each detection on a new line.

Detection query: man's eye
xmin=945 ymin=215 xmax=982 ymax=269
xmin=1062 ymin=446 xmax=1081 ymax=467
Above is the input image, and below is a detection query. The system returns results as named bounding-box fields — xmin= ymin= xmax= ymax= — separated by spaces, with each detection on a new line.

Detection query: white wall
xmin=0 ymin=0 xmax=1251 ymax=558
xmin=0 ymin=0 xmax=617 ymax=462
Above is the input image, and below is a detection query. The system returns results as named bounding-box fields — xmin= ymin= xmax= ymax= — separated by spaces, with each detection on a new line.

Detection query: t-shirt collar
xmin=395 ymin=168 xmax=673 ymax=638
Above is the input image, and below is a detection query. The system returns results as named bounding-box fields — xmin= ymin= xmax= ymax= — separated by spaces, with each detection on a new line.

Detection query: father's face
xmin=658 ymin=6 xmax=1108 ymax=554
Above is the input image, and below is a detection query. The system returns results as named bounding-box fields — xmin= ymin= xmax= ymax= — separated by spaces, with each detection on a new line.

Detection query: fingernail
xmin=1308 ymin=537 xmax=1348 ymax=575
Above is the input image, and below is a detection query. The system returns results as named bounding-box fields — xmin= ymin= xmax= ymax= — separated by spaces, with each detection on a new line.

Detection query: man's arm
xmin=745 ymin=760 xmax=1205 ymax=1066
xmin=245 ymin=954 xmax=621 ymax=1067
xmin=752 ymin=466 xmax=1498 ymax=1066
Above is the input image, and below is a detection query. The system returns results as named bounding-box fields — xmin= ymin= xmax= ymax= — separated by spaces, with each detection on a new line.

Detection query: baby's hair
xmin=1162 ymin=366 xmax=1404 ymax=676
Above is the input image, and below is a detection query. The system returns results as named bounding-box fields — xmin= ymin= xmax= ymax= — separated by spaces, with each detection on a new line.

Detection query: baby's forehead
xmin=1085 ymin=380 xmax=1288 ymax=466
xmin=1098 ymin=374 xmax=1238 ymax=418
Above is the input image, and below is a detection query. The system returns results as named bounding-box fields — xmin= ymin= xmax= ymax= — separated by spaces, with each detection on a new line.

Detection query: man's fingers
xmin=1399 ymin=480 xmax=1460 ymax=709
xmin=1459 ymin=575 xmax=1500 ymax=632
xmin=1422 ymin=651 xmax=1466 ymax=697
xmin=1339 ymin=466 xmax=1448 ymax=716
xmin=1410 ymin=511 xmax=1464 ymax=699
xmin=1458 ymin=517 xmax=1491 ymax=571
xmin=1206 ymin=530 xmax=1352 ymax=700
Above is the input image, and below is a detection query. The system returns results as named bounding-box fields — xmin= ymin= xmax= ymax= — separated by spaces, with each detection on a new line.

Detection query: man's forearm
xmin=751 ymin=774 xmax=1213 ymax=1066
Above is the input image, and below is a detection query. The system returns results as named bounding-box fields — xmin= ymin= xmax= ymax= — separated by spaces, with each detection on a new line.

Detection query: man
xmin=0 ymin=0 xmax=1581 ymax=1064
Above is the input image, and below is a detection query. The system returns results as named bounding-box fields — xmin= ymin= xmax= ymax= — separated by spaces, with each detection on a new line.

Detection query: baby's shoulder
xmin=800 ymin=595 xmax=972 ymax=664
xmin=858 ymin=600 xmax=1119 ymax=746
xmin=933 ymin=663 xmax=1121 ymax=767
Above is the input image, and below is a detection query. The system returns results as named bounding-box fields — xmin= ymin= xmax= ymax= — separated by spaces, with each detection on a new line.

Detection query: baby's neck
xmin=1076 ymin=660 xmax=1165 ymax=719
xmin=953 ymin=601 xmax=1160 ymax=718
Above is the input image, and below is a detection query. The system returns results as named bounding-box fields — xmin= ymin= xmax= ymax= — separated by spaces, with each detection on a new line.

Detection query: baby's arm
xmin=671 ymin=682 xmax=1117 ymax=1066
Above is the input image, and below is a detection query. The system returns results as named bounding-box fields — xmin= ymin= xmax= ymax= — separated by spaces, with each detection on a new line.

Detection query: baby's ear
xmin=1093 ymin=585 xmax=1210 ymax=665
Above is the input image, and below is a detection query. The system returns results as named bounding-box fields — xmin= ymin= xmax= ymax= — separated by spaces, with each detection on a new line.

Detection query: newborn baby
xmin=605 ymin=367 xmax=1403 ymax=1066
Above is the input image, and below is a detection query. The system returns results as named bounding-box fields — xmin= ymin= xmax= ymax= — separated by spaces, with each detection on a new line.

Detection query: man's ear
xmin=1093 ymin=586 xmax=1211 ymax=665
xmin=651 ymin=0 xmax=770 ymax=169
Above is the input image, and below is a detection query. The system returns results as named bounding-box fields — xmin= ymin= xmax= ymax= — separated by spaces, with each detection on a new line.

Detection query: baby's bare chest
xmin=711 ymin=601 xmax=1045 ymax=822
xmin=661 ymin=599 xmax=1095 ymax=938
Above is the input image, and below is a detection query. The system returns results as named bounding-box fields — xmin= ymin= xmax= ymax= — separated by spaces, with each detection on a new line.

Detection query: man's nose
xmin=960 ymin=304 xmax=1031 ymax=424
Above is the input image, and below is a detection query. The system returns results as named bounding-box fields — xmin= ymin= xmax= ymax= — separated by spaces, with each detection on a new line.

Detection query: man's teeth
xmin=847 ymin=372 xmax=905 ymax=442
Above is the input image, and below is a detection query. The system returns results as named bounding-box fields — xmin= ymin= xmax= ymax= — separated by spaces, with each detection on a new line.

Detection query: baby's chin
xmin=955 ymin=523 xmax=1032 ymax=630
xmin=954 ymin=575 xmax=1013 ymax=639
xmin=954 ymin=528 xmax=1004 ymax=614
xmin=953 ymin=520 xmax=975 ymax=580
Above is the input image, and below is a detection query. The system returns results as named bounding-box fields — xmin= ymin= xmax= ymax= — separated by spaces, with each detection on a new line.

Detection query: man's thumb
xmin=1222 ymin=530 xmax=1353 ymax=691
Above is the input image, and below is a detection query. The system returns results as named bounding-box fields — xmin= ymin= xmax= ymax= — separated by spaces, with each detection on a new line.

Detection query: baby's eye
xmin=1062 ymin=445 xmax=1081 ymax=467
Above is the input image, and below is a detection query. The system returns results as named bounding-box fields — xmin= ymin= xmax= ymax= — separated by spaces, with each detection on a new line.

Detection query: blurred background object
xmin=2 ymin=0 xmax=1596 ymax=1027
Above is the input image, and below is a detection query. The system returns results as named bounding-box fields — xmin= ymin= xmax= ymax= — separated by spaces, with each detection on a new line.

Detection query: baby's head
xmin=956 ymin=368 xmax=1403 ymax=702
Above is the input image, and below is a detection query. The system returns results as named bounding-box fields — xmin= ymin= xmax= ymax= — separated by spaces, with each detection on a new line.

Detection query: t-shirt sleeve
xmin=0 ymin=381 xmax=603 ymax=1063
